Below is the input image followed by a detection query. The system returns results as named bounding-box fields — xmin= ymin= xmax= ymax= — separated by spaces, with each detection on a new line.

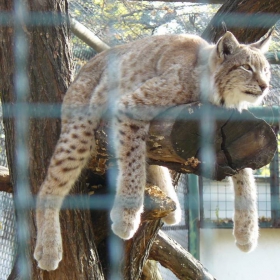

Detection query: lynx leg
xmin=110 ymin=71 xmax=185 ymax=239
xmin=231 ymin=168 xmax=258 ymax=252
xmin=110 ymin=116 xmax=149 ymax=240
xmin=147 ymin=165 xmax=181 ymax=224
xmin=34 ymin=112 xmax=96 ymax=271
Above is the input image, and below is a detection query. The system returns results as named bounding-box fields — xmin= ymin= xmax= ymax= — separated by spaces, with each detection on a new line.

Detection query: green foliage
xmin=69 ymin=0 xmax=220 ymax=46
xmin=69 ymin=0 xmax=220 ymax=68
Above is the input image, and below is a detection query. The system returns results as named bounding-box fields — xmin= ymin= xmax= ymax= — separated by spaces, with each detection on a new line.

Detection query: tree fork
xmin=149 ymin=230 xmax=216 ymax=280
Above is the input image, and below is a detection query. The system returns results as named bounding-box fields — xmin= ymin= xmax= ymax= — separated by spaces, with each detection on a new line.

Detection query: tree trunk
xmin=0 ymin=0 xmax=103 ymax=279
xmin=202 ymin=0 xmax=280 ymax=43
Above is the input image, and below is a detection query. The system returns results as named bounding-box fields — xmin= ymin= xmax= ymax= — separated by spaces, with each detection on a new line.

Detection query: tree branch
xmin=141 ymin=260 xmax=163 ymax=280
xmin=149 ymin=230 xmax=216 ymax=280
xmin=69 ymin=17 xmax=110 ymax=53
xmin=201 ymin=0 xmax=280 ymax=43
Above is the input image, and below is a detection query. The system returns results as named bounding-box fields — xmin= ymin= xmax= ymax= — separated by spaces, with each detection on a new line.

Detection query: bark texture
xmin=150 ymin=230 xmax=216 ymax=280
xmin=0 ymin=0 xmax=103 ymax=279
xmin=141 ymin=260 xmax=163 ymax=280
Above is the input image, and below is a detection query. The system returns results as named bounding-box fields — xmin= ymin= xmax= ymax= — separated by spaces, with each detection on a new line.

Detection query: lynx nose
xmin=259 ymin=83 xmax=268 ymax=93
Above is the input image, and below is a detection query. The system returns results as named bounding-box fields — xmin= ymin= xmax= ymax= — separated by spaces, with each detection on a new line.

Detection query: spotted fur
xmin=34 ymin=31 xmax=271 ymax=270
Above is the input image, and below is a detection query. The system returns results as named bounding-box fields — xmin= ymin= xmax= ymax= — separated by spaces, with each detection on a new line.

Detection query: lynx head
xmin=209 ymin=31 xmax=271 ymax=110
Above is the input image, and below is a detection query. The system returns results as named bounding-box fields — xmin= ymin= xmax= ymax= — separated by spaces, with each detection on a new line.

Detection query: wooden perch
xmin=149 ymin=230 xmax=216 ymax=280
xmin=90 ymin=103 xmax=277 ymax=181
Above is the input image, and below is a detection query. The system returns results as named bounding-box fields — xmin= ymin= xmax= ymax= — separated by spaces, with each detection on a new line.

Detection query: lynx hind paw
xmin=34 ymin=235 xmax=62 ymax=271
xmin=234 ymin=227 xmax=258 ymax=253
xmin=162 ymin=204 xmax=182 ymax=225
xmin=110 ymin=206 xmax=143 ymax=240
xmin=236 ymin=239 xmax=257 ymax=253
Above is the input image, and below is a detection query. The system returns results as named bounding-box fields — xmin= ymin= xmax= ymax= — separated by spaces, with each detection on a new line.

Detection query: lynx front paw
xmin=110 ymin=206 xmax=143 ymax=240
xmin=34 ymin=234 xmax=62 ymax=271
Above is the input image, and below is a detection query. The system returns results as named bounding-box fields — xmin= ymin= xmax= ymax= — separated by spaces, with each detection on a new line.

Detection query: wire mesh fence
xmin=0 ymin=1 xmax=280 ymax=280
xmin=0 ymin=192 xmax=16 ymax=280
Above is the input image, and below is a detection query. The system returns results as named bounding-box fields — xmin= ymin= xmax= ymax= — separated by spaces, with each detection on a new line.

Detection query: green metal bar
xmin=188 ymin=174 xmax=200 ymax=260
xmin=249 ymin=106 xmax=280 ymax=125
xmin=269 ymin=132 xmax=280 ymax=227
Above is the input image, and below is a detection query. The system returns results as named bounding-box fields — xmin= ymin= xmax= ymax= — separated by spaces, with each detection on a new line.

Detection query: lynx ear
xmin=217 ymin=31 xmax=239 ymax=59
xmin=250 ymin=30 xmax=272 ymax=53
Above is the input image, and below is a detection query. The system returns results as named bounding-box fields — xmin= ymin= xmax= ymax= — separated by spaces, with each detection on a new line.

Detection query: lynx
xmin=34 ymin=31 xmax=271 ymax=271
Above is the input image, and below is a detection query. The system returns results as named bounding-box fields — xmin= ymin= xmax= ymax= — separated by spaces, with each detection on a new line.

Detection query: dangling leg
xmin=147 ymin=165 xmax=181 ymax=224
xmin=110 ymin=70 xmax=185 ymax=239
xmin=231 ymin=168 xmax=258 ymax=252
xmin=110 ymin=116 xmax=149 ymax=240
xmin=34 ymin=108 xmax=96 ymax=271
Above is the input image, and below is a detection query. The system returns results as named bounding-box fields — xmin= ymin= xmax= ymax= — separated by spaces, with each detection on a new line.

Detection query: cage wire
xmin=0 ymin=192 xmax=17 ymax=280
xmin=202 ymin=176 xmax=272 ymax=227
xmin=1 ymin=1 xmax=280 ymax=280
xmin=0 ymin=104 xmax=15 ymax=280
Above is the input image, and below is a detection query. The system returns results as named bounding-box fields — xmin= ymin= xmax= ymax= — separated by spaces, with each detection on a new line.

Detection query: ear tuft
xmin=250 ymin=29 xmax=273 ymax=53
xmin=217 ymin=31 xmax=239 ymax=59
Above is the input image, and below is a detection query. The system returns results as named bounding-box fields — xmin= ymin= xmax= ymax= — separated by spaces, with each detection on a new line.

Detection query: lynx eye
xmin=241 ymin=64 xmax=253 ymax=71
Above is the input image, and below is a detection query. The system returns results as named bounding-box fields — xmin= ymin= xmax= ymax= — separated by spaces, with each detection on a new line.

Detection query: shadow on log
xmin=90 ymin=102 xmax=277 ymax=181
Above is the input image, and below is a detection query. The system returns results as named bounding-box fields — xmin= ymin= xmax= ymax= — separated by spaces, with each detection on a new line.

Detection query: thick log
xmin=149 ymin=230 xmax=216 ymax=280
xmin=90 ymin=103 xmax=277 ymax=181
